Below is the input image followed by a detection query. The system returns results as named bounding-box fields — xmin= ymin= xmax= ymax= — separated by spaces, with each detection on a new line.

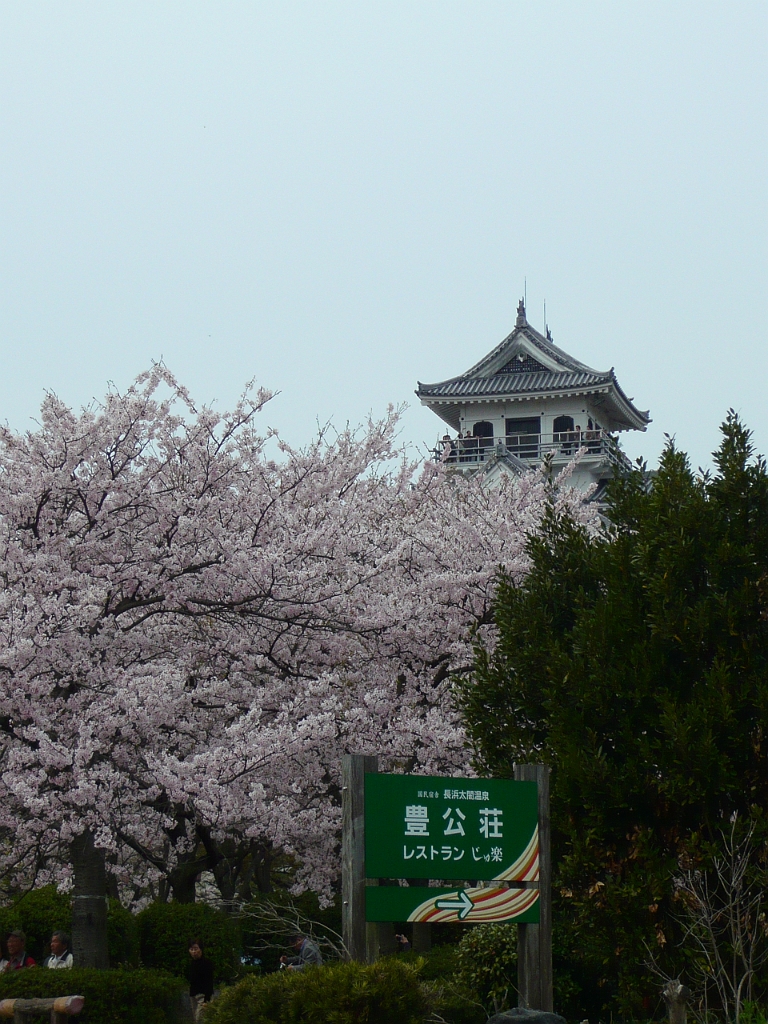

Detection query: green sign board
xmin=365 ymin=883 xmax=540 ymax=925
xmin=364 ymin=773 xmax=539 ymax=885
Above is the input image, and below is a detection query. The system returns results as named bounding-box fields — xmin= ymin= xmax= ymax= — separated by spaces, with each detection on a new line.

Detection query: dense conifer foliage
xmin=461 ymin=414 xmax=768 ymax=1015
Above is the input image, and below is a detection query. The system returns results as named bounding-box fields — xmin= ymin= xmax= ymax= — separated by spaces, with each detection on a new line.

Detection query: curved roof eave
xmin=608 ymin=370 xmax=651 ymax=429
xmin=417 ymin=378 xmax=651 ymax=432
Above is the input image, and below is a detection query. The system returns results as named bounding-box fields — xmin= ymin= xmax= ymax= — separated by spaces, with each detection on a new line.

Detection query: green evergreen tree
xmin=459 ymin=414 xmax=768 ymax=1017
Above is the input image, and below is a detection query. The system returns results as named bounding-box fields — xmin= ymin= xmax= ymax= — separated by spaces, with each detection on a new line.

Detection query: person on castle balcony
xmin=441 ymin=434 xmax=457 ymax=463
xmin=585 ymin=417 xmax=598 ymax=453
xmin=463 ymin=430 xmax=478 ymax=461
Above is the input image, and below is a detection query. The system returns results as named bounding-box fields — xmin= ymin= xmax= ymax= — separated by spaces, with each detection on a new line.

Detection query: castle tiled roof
xmin=419 ymin=368 xmax=609 ymax=398
xmin=416 ymin=300 xmax=650 ymax=432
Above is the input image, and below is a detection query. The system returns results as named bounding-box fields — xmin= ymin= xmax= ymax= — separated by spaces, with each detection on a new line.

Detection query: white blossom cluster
xmin=0 ymin=365 xmax=593 ymax=902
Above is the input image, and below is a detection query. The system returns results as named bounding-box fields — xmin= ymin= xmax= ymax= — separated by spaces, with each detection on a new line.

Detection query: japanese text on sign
xmin=403 ymin=805 xmax=502 ymax=839
xmin=366 ymin=773 xmax=538 ymax=882
xmin=416 ymin=788 xmax=491 ymax=801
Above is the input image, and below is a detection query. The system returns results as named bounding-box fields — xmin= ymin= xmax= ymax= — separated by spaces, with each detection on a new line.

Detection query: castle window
xmin=472 ymin=421 xmax=494 ymax=443
xmin=553 ymin=415 xmax=574 ymax=438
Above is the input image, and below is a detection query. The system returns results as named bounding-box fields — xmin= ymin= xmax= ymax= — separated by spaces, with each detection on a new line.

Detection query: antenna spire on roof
xmin=515 ymin=298 xmax=527 ymax=328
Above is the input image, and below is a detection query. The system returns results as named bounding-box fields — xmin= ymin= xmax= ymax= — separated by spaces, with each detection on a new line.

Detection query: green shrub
xmin=398 ymin=944 xmax=458 ymax=981
xmin=137 ymin=901 xmax=240 ymax=983
xmin=742 ymin=1004 xmax=768 ymax=1024
xmin=106 ymin=899 xmax=140 ymax=968
xmin=422 ymin=983 xmax=486 ymax=1024
xmin=204 ymin=957 xmax=429 ymax=1024
xmin=0 ymin=886 xmax=71 ymax=964
xmin=0 ymin=967 xmax=185 ymax=1024
xmin=0 ymin=888 xmax=138 ymax=967
xmin=455 ymin=922 xmax=517 ymax=1014
xmin=395 ymin=947 xmax=485 ymax=1024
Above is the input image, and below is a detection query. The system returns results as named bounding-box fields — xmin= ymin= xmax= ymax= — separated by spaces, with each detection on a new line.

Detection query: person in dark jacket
xmin=188 ymin=939 xmax=214 ymax=1021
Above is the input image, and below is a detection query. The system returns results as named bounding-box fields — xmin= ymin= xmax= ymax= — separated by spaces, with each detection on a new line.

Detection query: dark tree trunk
xmin=208 ymin=838 xmax=274 ymax=904
xmin=71 ymin=830 xmax=109 ymax=969
xmin=252 ymin=843 xmax=273 ymax=894
xmin=168 ymin=861 xmax=199 ymax=903
xmin=167 ymin=822 xmax=227 ymax=903
xmin=106 ymin=869 xmax=120 ymax=901
xmin=212 ymin=863 xmax=234 ymax=902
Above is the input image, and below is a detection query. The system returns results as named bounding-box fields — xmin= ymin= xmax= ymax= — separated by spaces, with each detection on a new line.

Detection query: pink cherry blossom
xmin=0 ymin=365 xmax=594 ymax=903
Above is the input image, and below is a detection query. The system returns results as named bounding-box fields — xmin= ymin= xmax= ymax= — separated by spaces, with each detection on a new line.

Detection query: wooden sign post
xmin=341 ymin=753 xmax=378 ymax=962
xmin=342 ymin=756 xmax=549 ymax=977
xmin=514 ymin=763 xmax=552 ymax=1011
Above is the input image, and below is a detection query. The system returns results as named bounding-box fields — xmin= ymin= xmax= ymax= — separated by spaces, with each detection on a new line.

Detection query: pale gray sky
xmin=0 ymin=2 xmax=765 ymax=470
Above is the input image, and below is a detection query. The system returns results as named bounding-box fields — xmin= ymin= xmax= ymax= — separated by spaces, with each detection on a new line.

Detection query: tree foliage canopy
xmin=0 ymin=366 xmax=588 ymax=904
xmin=460 ymin=414 xmax=768 ymax=1014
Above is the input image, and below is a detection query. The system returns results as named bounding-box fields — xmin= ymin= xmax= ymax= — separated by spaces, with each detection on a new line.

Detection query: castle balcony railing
xmin=432 ymin=431 xmax=632 ymax=473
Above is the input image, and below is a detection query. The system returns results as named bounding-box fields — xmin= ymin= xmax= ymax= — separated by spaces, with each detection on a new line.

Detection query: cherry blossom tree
xmin=0 ymin=366 xmax=593 ymax=964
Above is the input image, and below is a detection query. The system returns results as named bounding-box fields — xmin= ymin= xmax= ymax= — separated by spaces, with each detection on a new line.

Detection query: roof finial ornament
xmin=515 ymin=297 xmax=527 ymax=328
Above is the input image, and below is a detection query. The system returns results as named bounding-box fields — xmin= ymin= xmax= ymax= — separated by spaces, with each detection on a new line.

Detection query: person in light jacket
xmin=45 ymin=932 xmax=73 ymax=969
xmin=280 ymin=934 xmax=323 ymax=971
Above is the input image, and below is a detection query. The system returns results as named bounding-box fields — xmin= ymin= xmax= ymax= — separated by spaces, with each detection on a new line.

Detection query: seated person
xmin=1 ymin=931 xmax=36 ymax=971
xmin=45 ymin=931 xmax=73 ymax=969
xmin=280 ymin=933 xmax=323 ymax=971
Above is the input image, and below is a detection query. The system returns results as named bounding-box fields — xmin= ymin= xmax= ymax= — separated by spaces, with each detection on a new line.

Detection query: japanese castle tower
xmin=417 ymin=299 xmax=650 ymax=494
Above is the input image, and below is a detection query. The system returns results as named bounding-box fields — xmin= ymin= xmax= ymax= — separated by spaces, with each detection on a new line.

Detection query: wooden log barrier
xmin=0 ymin=995 xmax=85 ymax=1023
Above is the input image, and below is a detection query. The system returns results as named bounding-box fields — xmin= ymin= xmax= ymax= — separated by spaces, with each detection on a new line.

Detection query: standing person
xmin=279 ymin=933 xmax=323 ymax=971
xmin=395 ymin=932 xmax=411 ymax=952
xmin=0 ymin=931 xmax=36 ymax=971
xmin=463 ymin=430 xmax=477 ymax=462
xmin=45 ymin=932 xmax=73 ymax=969
xmin=188 ymin=939 xmax=214 ymax=1021
xmin=440 ymin=434 xmax=456 ymax=464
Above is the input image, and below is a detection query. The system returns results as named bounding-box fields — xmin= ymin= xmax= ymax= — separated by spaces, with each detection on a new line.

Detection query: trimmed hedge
xmin=204 ymin=958 xmax=429 ymax=1024
xmin=0 ymin=888 xmax=138 ymax=967
xmin=0 ymin=886 xmax=71 ymax=964
xmin=137 ymin=901 xmax=240 ymax=983
xmin=0 ymin=889 xmax=239 ymax=979
xmin=399 ymin=947 xmax=485 ymax=1024
xmin=0 ymin=967 xmax=186 ymax=1024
